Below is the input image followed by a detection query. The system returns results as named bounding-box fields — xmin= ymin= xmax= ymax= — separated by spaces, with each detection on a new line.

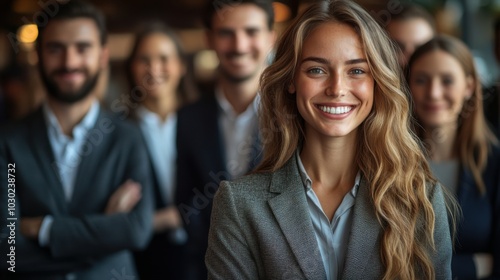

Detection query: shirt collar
xmin=215 ymin=87 xmax=260 ymax=118
xmin=136 ymin=105 xmax=160 ymax=126
xmin=295 ymin=149 xmax=360 ymax=197
xmin=136 ymin=105 xmax=177 ymax=127
xmin=43 ymin=100 xmax=100 ymax=140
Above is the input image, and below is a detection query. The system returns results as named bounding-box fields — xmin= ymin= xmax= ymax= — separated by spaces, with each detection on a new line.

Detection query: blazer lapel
xmin=205 ymin=95 xmax=228 ymax=178
xmin=69 ymin=109 xmax=112 ymax=211
xmin=268 ymin=157 xmax=326 ymax=280
xmin=28 ymin=108 xmax=68 ymax=214
xmin=138 ymin=125 xmax=167 ymax=207
xmin=341 ymin=178 xmax=382 ymax=278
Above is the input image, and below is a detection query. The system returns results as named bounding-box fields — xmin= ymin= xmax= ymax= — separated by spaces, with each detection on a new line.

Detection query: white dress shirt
xmin=215 ymin=89 xmax=259 ymax=178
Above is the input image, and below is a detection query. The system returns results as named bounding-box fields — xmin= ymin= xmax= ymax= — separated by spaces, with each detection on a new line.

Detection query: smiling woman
xmin=205 ymin=0 xmax=456 ymax=279
xmin=290 ymin=22 xmax=374 ymax=140
xmin=408 ymin=35 xmax=500 ymax=279
xmin=124 ymin=21 xmax=198 ymax=280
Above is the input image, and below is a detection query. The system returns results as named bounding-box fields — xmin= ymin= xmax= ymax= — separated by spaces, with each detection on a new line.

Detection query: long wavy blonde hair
xmin=257 ymin=1 xmax=441 ymax=278
xmin=408 ymin=35 xmax=498 ymax=194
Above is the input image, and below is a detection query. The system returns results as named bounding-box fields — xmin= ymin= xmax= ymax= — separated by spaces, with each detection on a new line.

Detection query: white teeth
xmin=319 ymin=106 xmax=352 ymax=115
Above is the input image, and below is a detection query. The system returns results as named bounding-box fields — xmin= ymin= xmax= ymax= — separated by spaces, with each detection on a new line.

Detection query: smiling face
xmin=207 ymin=3 xmax=275 ymax=83
xmin=290 ymin=22 xmax=374 ymax=142
xmin=131 ymin=32 xmax=184 ymax=100
xmin=39 ymin=18 xmax=107 ymax=103
xmin=409 ymin=49 xmax=474 ymax=130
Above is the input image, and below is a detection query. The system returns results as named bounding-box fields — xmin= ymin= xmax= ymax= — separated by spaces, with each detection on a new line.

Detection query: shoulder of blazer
xmin=224 ymin=156 xmax=301 ymax=195
xmin=223 ymin=171 xmax=274 ymax=193
xmin=177 ymin=93 xmax=217 ymax=121
xmin=176 ymin=93 xmax=219 ymax=146
xmin=0 ymin=107 xmax=43 ymax=141
xmin=99 ymin=108 xmax=144 ymax=144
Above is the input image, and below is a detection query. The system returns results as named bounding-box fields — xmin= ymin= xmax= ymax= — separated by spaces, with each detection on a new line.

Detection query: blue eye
xmin=350 ymin=68 xmax=365 ymax=75
xmin=307 ymin=68 xmax=325 ymax=74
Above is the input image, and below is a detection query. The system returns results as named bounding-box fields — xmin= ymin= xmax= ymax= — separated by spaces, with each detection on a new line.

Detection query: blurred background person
xmin=408 ymin=35 xmax=500 ymax=279
xmin=125 ymin=21 xmax=198 ymax=280
xmin=386 ymin=3 xmax=436 ymax=67
xmin=0 ymin=1 xmax=154 ymax=279
xmin=175 ymin=0 xmax=275 ymax=279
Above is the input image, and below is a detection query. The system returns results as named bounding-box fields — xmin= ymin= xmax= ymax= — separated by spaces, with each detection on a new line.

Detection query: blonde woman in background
xmin=206 ymin=1 xmax=454 ymax=279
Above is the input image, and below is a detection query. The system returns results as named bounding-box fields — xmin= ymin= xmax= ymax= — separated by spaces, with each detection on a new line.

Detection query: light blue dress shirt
xmin=136 ymin=106 xmax=177 ymax=204
xmin=38 ymin=101 xmax=100 ymax=247
xmin=136 ymin=106 xmax=187 ymax=244
xmin=296 ymin=151 xmax=360 ymax=280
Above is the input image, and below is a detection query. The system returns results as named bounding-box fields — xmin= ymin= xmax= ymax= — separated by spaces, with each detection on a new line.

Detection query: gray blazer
xmin=206 ymin=155 xmax=452 ymax=279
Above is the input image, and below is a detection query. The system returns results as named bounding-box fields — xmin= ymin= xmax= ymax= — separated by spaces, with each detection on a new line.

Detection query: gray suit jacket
xmin=0 ymin=108 xmax=154 ymax=280
xmin=206 ymin=155 xmax=452 ymax=279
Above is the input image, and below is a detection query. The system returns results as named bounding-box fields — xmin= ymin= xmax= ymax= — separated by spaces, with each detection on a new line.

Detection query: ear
xmin=269 ymin=29 xmax=277 ymax=47
xmin=288 ymin=83 xmax=295 ymax=94
xmin=465 ymin=75 xmax=475 ymax=100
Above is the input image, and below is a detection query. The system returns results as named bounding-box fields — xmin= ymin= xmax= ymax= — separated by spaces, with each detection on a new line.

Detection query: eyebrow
xmin=301 ymin=57 xmax=367 ymax=65
xmin=45 ymin=41 xmax=93 ymax=48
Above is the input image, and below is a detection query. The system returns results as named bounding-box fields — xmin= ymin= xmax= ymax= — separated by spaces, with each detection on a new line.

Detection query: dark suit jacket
xmin=206 ymin=155 xmax=453 ymax=279
xmin=176 ymin=93 xmax=261 ymax=280
xmin=451 ymin=146 xmax=500 ymax=279
xmin=0 ymin=107 xmax=154 ymax=280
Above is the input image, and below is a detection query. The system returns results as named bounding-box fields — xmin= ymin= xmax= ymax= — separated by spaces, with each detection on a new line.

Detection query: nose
xmin=428 ymin=79 xmax=442 ymax=99
xmin=148 ymin=59 xmax=163 ymax=76
xmin=233 ymin=32 xmax=250 ymax=53
xmin=326 ymin=72 xmax=345 ymax=97
xmin=63 ymin=47 xmax=80 ymax=69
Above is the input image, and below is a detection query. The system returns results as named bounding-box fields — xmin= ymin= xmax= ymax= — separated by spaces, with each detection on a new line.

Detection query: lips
xmin=422 ymin=103 xmax=445 ymax=112
xmin=54 ymin=72 xmax=85 ymax=84
xmin=52 ymin=69 xmax=85 ymax=81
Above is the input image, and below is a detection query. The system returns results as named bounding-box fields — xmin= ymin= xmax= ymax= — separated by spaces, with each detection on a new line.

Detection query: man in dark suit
xmin=176 ymin=0 xmax=275 ymax=279
xmin=0 ymin=1 xmax=153 ymax=279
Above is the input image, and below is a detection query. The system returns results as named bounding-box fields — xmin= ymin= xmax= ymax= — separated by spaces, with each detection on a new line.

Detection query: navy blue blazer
xmin=0 ymin=107 xmax=154 ymax=280
xmin=175 ymin=93 xmax=262 ymax=280
xmin=452 ymin=145 xmax=500 ymax=279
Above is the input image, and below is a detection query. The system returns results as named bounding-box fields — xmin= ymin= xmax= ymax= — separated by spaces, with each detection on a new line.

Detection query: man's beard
xmin=220 ymin=67 xmax=256 ymax=84
xmin=219 ymin=53 xmax=261 ymax=84
xmin=40 ymin=66 xmax=100 ymax=104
